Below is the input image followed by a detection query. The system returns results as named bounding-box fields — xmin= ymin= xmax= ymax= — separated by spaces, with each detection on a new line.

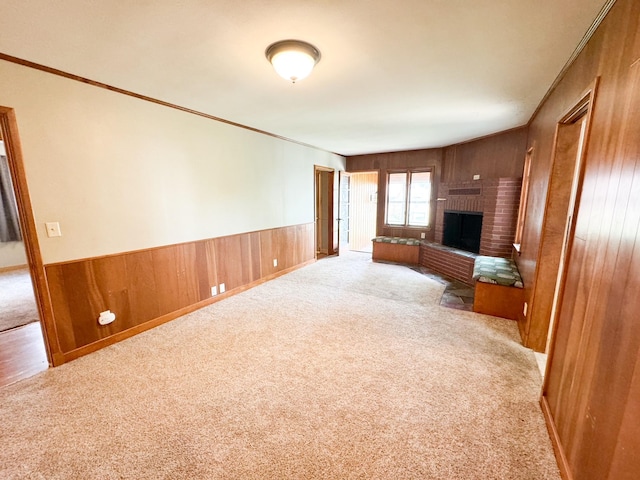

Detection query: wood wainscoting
xmin=45 ymin=223 xmax=314 ymax=364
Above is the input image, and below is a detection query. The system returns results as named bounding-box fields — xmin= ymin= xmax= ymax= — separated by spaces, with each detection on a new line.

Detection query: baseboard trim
xmin=0 ymin=264 xmax=28 ymax=273
xmin=540 ymin=395 xmax=573 ymax=480
xmin=61 ymin=259 xmax=314 ymax=364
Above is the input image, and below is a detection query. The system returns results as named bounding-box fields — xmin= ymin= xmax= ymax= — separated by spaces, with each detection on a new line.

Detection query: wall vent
xmin=449 ymin=188 xmax=481 ymax=196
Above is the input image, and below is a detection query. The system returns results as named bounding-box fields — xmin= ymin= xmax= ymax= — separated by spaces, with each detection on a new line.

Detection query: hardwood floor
xmin=0 ymin=322 xmax=48 ymax=388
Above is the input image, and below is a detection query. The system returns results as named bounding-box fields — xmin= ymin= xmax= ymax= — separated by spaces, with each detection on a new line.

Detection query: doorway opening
xmin=315 ymin=166 xmax=337 ymax=259
xmin=0 ymin=107 xmax=49 ymax=386
xmin=343 ymin=171 xmax=378 ymax=253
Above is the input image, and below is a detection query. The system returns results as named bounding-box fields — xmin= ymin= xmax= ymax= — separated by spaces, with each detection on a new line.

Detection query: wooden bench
xmin=371 ymin=236 xmax=421 ymax=265
xmin=472 ymin=256 xmax=524 ymax=320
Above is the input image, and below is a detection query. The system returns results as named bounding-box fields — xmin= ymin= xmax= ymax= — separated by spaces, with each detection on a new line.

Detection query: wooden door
xmin=314 ymin=166 xmax=335 ymax=257
xmin=524 ymin=85 xmax=596 ymax=353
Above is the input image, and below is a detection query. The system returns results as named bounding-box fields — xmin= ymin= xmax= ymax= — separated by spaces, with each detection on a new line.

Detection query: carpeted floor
xmin=0 ymin=252 xmax=560 ymax=479
xmin=0 ymin=268 xmax=39 ymax=332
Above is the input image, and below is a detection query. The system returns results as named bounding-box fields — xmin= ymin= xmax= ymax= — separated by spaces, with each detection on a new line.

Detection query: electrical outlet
xmin=473 ymin=174 xmax=480 ymax=180
xmin=219 ymin=283 xmax=226 ymax=294
xmin=211 ymin=286 xmax=217 ymax=296
xmin=98 ymin=310 xmax=116 ymax=326
xmin=420 ymin=233 xmax=426 ymax=239
xmin=523 ymin=302 xmax=528 ymax=316
xmin=273 ymin=259 xmax=278 ymax=267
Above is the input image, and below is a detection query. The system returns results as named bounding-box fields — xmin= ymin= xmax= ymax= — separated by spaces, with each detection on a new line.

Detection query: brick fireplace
xmin=419 ymin=177 xmax=521 ymax=284
xmin=435 ymin=178 xmax=521 ymax=257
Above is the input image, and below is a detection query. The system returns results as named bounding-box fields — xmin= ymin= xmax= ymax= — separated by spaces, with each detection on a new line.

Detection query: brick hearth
xmin=420 ymin=177 xmax=521 ymax=282
xmin=420 ymin=242 xmax=476 ymax=285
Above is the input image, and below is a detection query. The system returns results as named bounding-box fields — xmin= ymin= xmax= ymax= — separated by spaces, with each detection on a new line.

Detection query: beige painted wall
xmin=0 ymin=60 xmax=344 ymax=264
xmin=0 ymin=241 xmax=27 ymax=269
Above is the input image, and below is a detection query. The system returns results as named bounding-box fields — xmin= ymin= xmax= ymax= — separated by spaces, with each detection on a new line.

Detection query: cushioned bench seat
xmin=472 ymin=256 xmax=524 ymax=288
xmin=372 ymin=236 xmax=421 ymax=265
xmin=472 ymin=256 xmax=524 ymax=320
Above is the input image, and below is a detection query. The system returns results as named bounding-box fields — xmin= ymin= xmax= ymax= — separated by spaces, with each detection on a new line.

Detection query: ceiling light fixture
xmin=265 ymin=40 xmax=321 ymax=83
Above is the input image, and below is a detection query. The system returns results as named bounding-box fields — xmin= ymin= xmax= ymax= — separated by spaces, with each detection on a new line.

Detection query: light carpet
xmin=0 ymin=252 xmax=560 ymax=479
xmin=0 ymin=268 xmax=39 ymax=332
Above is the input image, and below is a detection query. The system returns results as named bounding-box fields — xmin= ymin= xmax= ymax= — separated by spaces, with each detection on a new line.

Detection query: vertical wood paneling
xmin=152 ymin=244 xmax=199 ymax=315
xmin=531 ymin=0 xmax=640 ymax=478
xmin=44 ymin=224 xmax=314 ymax=358
xmin=194 ymin=240 xmax=217 ymax=302
xmin=346 ymin=149 xmax=442 ymax=240
xmin=274 ymin=227 xmax=293 ymax=270
xmin=287 ymin=224 xmax=314 ymax=268
xmin=609 ymin=350 xmax=640 ymax=479
xmin=346 ymin=130 xmax=527 ymax=243
xmin=349 ymin=172 xmax=378 ymax=252
xmin=259 ymin=229 xmax=277 ymax=275
xmin=45 ymin=265 xmax=77 ymax=352
xmin=125 ymin=250 xmax=160 ymax=323
xmin=249 ymin=232 xmax=262 ymax=282
xmin=214 ymin=233 xmax=261 ymax=292
xmin=441 ymin=127 xmax=528 ymax=184
xmin=90 ymin=255 xmax=131 ymax=339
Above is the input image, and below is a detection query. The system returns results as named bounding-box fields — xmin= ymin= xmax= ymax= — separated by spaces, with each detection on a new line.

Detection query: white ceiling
xmin=0 ymin=0 xmax=607 ymax=156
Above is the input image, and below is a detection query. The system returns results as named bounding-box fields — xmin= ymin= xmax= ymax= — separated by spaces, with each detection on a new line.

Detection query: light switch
xmin=45 ymin=222 xmax=62 ymax=237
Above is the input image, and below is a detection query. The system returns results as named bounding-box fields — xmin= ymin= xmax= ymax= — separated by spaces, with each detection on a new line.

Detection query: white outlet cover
xmin=219 ymin=283 xmax=226 ymax=293
xmin=98 ymin=310 xmax=116 ymax=326
xmin=45 ymin=222 xmax=62 ymax=237
xmin=211 ymin=286 xmax=217 ymax=296
xmin=273 ymin=259 xmax=278 ymax=267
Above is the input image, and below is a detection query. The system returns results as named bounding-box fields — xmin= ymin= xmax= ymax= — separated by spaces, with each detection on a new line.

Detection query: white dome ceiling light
xmin=265 ymin=40 xmax=321 ymax=83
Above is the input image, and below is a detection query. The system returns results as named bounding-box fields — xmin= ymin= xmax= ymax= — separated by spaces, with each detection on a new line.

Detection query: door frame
xmin=0 ymin=106 xmax=61 ymax=366
xmin=538 ymin=77 xmax=599 ymax=480
xmin=338 ymin=171 xmax=351 ymax=252
xmin=542 ymin=79 xmax=598 ymax=362
xmin=524 ymin=78 xmax=600 ymax=352
xmin=343 ymin=170 xmax=379 ymax=253
xmin=314 ymin=165 xmax=336 ymax=257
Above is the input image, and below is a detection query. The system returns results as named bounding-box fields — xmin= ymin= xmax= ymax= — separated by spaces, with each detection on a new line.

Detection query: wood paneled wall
xmin=45 ymin=223 xmax=314 ymax=362
xmin=441 ymin=127 xmax=528 ymax=184
xmin=348 ymin=172 xmax=378 ymax=252
xmin=346 ymin=129 xmax=527 ymax=242
xmin=520 ymin=0 xmax=640 ymax=478
xmin=346 ymin=149 xmax=443 ymax=240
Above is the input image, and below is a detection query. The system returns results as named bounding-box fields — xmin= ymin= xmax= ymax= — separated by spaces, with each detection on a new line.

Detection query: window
xmin=514 ymin=147 xmax=533 ymax=250
xmin=385 ymin=170 xmax=432 ymax=227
